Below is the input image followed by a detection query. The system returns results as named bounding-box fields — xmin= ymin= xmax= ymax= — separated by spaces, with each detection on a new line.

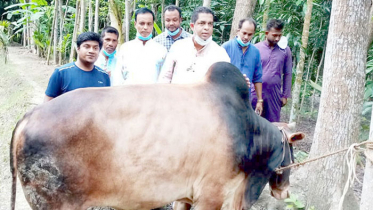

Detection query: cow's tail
xmin=10 ymin=118 xmax=25 ymax=210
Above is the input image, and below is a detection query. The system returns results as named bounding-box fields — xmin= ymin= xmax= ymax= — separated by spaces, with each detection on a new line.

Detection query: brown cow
xmin=10 ymin=62 xmax=304 ymax=210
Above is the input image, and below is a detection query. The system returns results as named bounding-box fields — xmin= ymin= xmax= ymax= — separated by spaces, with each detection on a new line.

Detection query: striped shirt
xmin=154 ymin=28 xmax=191 ymax=51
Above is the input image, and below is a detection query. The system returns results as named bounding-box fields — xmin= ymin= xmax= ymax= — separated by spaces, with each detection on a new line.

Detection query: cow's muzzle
xmin=270 ymin=187 xmax=290 ymax=200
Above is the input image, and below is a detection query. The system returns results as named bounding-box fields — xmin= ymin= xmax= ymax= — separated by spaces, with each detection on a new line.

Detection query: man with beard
xmin=158 ymin=6 xmax=230 ymax=84
xmin=251 ymin=19 xmax=292 ymax=122
xmin=44 ymin=32 xmax=110 ymax=102
xmin=95 ymin=26 xmax=119 ymax=84
xmin=154 ymin=5 xmax=191 ymax=51
xmin=113 ymin=8 xmax=167 ymax=85
xmin=222 ymin=18 xmax=263 ymax=115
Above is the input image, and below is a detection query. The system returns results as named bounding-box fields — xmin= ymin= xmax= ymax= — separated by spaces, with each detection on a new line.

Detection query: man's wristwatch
xmin=258 ymin=99 xmax=264 ymax=103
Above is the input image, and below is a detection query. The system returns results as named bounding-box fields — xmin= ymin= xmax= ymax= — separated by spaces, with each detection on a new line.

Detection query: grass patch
xmin=0 ymin=59 xmax=34 ymax=178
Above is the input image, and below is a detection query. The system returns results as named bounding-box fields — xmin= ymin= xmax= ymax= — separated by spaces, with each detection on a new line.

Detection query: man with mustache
xmin=158 ymin=6 xmax=230 ymax=84
xmin=95 ymin=26 xmax=119 ymax=84
xmin=154 ymin=5 xmax=191 ymax=52
xmin=222 ymin=18 xmax=263 ymax=115
xmin=251 ymin=19 xmax=293 ymax=122
xmin=113 ymin=8 xmax=167 ymax=85
xmin=44 ymin=32 xmax=110 ymax=102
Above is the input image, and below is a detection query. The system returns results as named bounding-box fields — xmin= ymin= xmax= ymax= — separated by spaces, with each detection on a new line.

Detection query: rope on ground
xmin=338 ymin=142 xmax=367 ymax=210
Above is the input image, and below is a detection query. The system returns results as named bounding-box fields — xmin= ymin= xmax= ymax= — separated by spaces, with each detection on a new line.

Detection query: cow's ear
xmin=289 ymin=132 xmax=305 ymax=143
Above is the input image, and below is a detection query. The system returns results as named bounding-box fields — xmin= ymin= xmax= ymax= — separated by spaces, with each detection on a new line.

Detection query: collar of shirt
xmin=234 ymin=38 xmax=252 ymax=54
xmin=95 ymin=53 xmax=117 ymax=72
xmin=167 ymin=37 xmax=230 ymax=84
xmin=165 ymin=28 xmax=190 ymax=41
xmin=133 ymin=37 xmax=153 ymax=46
xmin=264 ymin=39 xmax=279 ymax=49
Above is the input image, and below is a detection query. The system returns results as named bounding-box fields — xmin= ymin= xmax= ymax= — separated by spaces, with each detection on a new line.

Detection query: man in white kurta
xmin=158 ymin=7 xmax=230 ymax=84
xmin=112 ymin=8 xmax=167 ymax=85
xmin=95 ymin=26 xmax=119 ymax=84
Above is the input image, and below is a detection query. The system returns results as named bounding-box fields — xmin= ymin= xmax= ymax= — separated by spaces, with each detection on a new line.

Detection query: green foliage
xmin=294 ymin=150 xmax=308 ymax=163
xmin=284 ymin=193 xmax=305 ymax=209
xmin=153 ymin=22 xmax=162 ymax=35
xmin=360 ymin=46 xmax=373 ymax=141
xmin=0 ymin=20 xmax=11 ymax=30
xmin=308 ymin=80 xmax=321 ymax=92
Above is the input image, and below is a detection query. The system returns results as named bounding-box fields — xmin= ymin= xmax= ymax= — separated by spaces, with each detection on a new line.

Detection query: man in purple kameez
xmin=251 ymin=19 xmax=292 ymax=122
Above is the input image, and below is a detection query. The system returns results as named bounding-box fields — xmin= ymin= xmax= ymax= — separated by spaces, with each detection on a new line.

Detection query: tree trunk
xmin=26 ymin=21 xmax=30 ymax=48
xmin=30 ymin=21 xmax=36 ymax=53
xmin=175 ymin=0 xmax=179 ymax=7
xmin=58 ymin=0 xmax=64 ymax=65
xmin=94 ymin=0 xmax=99 ymax=33
xmin=305 ymin=1 xmax=371 ymax=209
xmin=125 ymin=0 xmax=131 ymax=42
xmin=367 ymin=5 xmax=373 ymax=49
xmin=88 ymin=0 xmax=93 ymax=31
xmin=289 ymin=0 xmax=313 ymax=123
xmin=79 ymin=0 xmax=87 ymax=33
xmin=23 ymin=25 xmax=26 ymax=47
xmin=262 ymin=0 xmax=271 ymax=31
xmin=53 ymin=0 xmax=59 ymax=64
xmin=229 ymin=0 xmax=257 ymax=39
xmin=360 ymin=104 xmax=373 ymax=209
xmin=59 ymin=0 xmax=70 ymax=64
xmin=70 ymin=0 xmax=81 ymax=62
xmin=161 ymin=0 xmax=165 ymax=31
xmin=109 ymin=0 xmax=124 ymax=45
xmin=203 ymin=0 xmax=211 ymax=8
xmin=151 ymin=4 xmax=158 ymax=24
xmin=47 ymin=5 xmax=57 ymax=65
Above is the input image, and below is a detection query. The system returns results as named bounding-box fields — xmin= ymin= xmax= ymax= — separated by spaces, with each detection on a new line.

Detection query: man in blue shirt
xmin=222 ymin=18 xmax=263 ymax=115
xmin=44 ymin=32 xmax=110 ymax=102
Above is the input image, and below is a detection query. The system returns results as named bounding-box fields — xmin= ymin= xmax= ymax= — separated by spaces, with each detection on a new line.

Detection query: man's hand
xmin=255 ymin=101 xmax=263 ymax=115
xmin=243 ymin=74 xmax=250 ymax=87
xmin=281 ymin=97 xmax=287 ymax=107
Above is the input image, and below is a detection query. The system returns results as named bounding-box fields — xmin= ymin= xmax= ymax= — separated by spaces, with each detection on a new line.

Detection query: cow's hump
xmin=205 ymin=62 xmax=249 ymax=100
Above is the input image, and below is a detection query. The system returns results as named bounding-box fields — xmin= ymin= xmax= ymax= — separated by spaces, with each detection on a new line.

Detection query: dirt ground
xmin=0 ymin=46 xmax=52 ymax=210
xmin=0 ymin=46 xmax=365 ymax=210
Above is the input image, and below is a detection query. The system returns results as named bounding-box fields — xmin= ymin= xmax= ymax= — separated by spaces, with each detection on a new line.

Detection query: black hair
xmin=101 ymin=26 xmax=119 ymax=39
xmin=238 ymin=18 xmax=257 ymax=31
xmin=77 ymin=32 xmax=102 ymax=49
xmin=164 ymin=5 xmax=182 ymax=18
xmin=191 ymin=6 xmax=214 ymax=23
xmin=266 ymin=19 xmax=284 ymax=31
xmin=135 ymin=7 xmax=155 ymax=21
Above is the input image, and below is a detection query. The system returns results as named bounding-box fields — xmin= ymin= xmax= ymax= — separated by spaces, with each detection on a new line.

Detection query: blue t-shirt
xmin=222 ymin=39 xmax=263 ymax=83
xmin=45 ymin=62 xmax=110 ymax=98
